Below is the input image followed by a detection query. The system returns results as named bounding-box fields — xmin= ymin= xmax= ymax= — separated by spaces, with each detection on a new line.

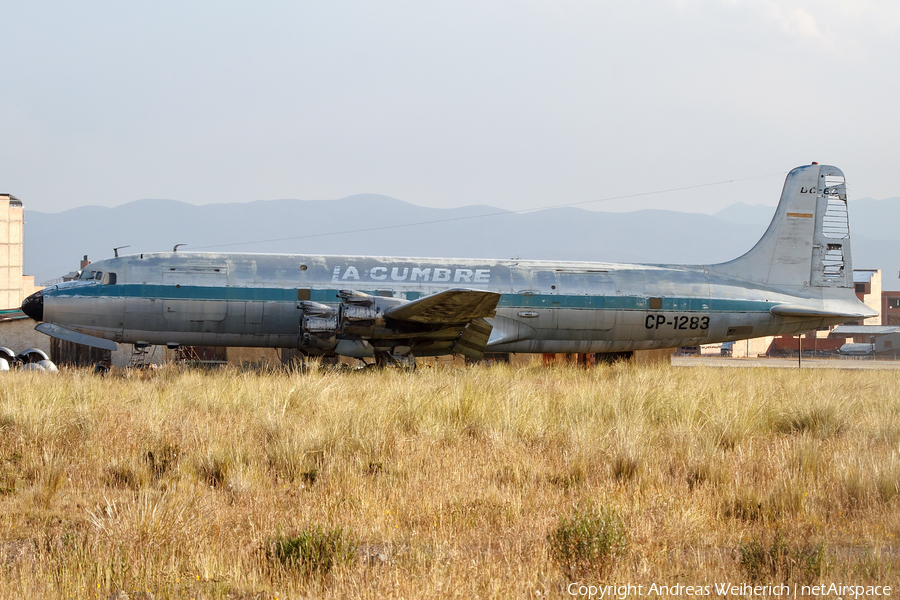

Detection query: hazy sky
xmin=2 ymin=1 xmax=898 ymax=215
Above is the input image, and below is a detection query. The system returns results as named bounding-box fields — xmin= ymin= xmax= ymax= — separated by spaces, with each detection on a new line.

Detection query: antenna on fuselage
xmin=173 ymin=244 xmax=186 ymax=253
xmin=113 ymin=245 xmax=130 ymax=258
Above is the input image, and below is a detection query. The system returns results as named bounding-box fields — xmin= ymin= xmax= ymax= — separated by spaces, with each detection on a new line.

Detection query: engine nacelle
xmin=298 ymin=290 xmax=408 ymax=354
xmin=299 ymin=300 xmax=336 ymax=317
xmin=301 ymin=314 xmax=338 ymax=350
xmin=340 ymin=304 xmax=384 ymax=336
xmin=304 ymin=315 xmax=338 ymax=333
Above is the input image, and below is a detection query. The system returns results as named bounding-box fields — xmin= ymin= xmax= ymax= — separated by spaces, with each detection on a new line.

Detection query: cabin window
xmin=648 ymin=297 xmax=662 ymax=310
xmin=377 ymin=290 xmax=393 ymax=297
xmin=298 ymin=289 xmax=311 ymax=301
xmin=103 ymin=272 xmax=117 ymax=285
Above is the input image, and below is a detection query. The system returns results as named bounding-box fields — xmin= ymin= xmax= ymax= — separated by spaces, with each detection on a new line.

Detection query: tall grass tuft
xmin=144 ymin=442 xmax=179 ymax=481
xmin=104 ymin=460 xmax=143 ymax=490
xmin=876 ymin=462 xmax=900 ymax=504
xmin=266 ymin=525 xmax=357 ymax=578
xmin=547 ymin=505 xmax=628 ymax=578
xmin=196 ymin=452 xmax=229 ymax=489
xmin=738 ymin=528 xmax=826 ymax=583
xmin=28 ymin=450 xmax=66 ymax=509
xmin=773 ymin=405 xmax=848 ymax=438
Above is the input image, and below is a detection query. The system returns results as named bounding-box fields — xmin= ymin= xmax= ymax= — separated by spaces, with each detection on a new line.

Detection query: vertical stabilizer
xmin=710 ymin=164 xmax=852 ymax=290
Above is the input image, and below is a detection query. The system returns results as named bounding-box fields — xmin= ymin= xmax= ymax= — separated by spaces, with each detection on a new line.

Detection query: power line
xmin=192 ymin=170 xmax=788 ymax=251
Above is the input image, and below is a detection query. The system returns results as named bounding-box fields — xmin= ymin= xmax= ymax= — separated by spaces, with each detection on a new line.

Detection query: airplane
xmin=20 ymin=163 xmax=877 ymax=365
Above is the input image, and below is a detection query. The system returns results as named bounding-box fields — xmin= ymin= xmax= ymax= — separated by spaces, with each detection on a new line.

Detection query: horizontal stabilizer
xmin=386 ymin=288 xmax=500 ymax=324
xmin=769 ymin=304 xmax=872 ymax=319
xmin=35 ymin=323 xmax=118 ymax=351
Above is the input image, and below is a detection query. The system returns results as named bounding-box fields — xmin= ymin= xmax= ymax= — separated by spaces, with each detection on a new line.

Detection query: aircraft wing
xmin=385 ymin=288 xmax=500 ymax=324
xmin=35 ymin=322 xmax=118 ymax=351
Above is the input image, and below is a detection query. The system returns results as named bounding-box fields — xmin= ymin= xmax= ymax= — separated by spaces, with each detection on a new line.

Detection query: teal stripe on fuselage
xmin=51 ymin=284 xmax=776 ymax=313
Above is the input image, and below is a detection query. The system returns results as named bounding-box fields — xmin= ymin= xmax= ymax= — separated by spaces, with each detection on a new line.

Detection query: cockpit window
xmin=79 ymin=270 xmax=103 ymax=281
xmin=103 ymin=272 xmax=117 ymax=285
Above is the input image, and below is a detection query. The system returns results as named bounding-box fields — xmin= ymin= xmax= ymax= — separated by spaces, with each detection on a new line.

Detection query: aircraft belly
xmin=125 ymin=296 xmax=156 ymax=316
xmin=52 ymin=288 xmax=823 ymax=355
xmin=162 ymin=300 xmax=227 ymax=322
xmin=48 ymin=296 xmax=125 ymax=332
xmin=107 ymin=296 xmax=303 ymax=344
xmin=119 ymin=329 xmax=300 ymax=348
xmin=556 ymin=308 xmax=615 ymax=332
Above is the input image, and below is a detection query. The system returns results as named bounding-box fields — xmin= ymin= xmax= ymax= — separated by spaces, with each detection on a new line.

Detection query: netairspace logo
xmin=565 ymin=583 xmax=893 ymax=598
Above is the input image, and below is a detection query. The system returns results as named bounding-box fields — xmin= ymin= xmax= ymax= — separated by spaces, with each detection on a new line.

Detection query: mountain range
xmin=23 ymin=195 xmax=900 ymax=290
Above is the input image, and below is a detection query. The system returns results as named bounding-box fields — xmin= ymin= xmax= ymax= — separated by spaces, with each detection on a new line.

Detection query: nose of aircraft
xmin=21 ymin=290 xmax=43 ymax=322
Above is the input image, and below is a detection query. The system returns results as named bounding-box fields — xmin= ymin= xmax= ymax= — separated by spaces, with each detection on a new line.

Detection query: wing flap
xmin=450 ymin=318 xmax=494 ymax=360
xmin=385 ymin=289 xmax=500 ymax=324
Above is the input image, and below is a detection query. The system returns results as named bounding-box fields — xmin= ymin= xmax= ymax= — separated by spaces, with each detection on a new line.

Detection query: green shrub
xmin=267 ymin=525 xmax=357 ymax=578
xmin=739 ymin=529 xmax=826 ymax=583
xmin=548 ymin=505 xmax=628 ymax=578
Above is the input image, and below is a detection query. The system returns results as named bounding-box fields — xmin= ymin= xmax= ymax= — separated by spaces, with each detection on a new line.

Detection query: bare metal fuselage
xmin=37 ymin=252 xmax=867 ymax=356
xmin=25 ymin=164 xmax=877 ymax=358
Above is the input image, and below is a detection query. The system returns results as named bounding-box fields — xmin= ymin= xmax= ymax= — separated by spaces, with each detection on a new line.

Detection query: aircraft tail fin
xmin=711 ymin=164 xmax=853 ymax=290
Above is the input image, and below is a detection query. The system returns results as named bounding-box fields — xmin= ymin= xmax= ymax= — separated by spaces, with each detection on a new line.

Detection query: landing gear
xmin=129 ymin=342 xmax=152 ymax=369
xmin=92 ymin=349 xmax=112 ymax=375
xmin=93 ymin=362 xmax=110 ymax=376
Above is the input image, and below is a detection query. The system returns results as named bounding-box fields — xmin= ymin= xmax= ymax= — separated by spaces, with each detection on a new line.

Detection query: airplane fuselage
xmin=35 ymin=251 xmax=865 ymax=356
xmin=23 ymin=165 xmax=877 ymax=359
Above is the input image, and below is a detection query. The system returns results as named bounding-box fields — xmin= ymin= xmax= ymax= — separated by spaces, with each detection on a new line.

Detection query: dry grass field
xmin=0 ymin=363 xmax=898 ymax=599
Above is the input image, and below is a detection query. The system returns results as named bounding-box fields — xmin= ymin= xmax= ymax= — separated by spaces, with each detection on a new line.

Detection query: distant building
xmin=0 ymin=194 xmax=49 ymax=358
xmin=883 ymin=291 xmax=900 ymax=327
xmin=0 ymin=194 xmax=39 ymax=310
xmin=853 ymin=269 xmax=882 ymax=325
